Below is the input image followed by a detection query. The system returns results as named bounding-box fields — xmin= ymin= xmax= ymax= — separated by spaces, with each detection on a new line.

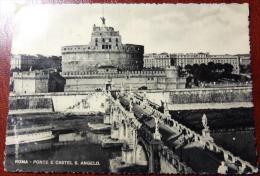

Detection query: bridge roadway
xmin=109 ymin=91 xmax=257 ymax=174
xmin=118 ymin=95 xmax=225 ymax=173
xmin=133 ymin=103 xmax=227 ymax=173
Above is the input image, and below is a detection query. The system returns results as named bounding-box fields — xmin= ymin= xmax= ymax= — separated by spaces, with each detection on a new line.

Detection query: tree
xmin=199 ymin=63 xmax=211 ymax=82
xmin=186 ymin=76 xmax=193 ymax=88
xmin=192 ymin=64 xmax=200 ymax=79
xmin=223 ymin=63 xmax=233 ymax=76
xmin=207 ymin=62 xmax=216 ymax=73
xmin=215 ymin=63 xmax=223 ymax=72
xmin=184 ymin=64 xmax=192 ymax=74
xmin=177 ymin=66 xmax=185 ymax=77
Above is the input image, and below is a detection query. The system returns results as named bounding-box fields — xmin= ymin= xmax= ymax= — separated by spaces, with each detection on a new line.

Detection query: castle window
xmin=116 ymin=38 xmax=118 ymax=42
xmin=95 ymin=38 xmax=98 ymax=42
xmin=109 ymin=38 xmax=111 ymax=42
xmin=102 ymin=45 xmax=105 ymax=49
xmin=109 ymin=45 xmax=111 ymax=49
xmin=95 ymin=43 xmax=98 ymax=47
xmin=102 ymin=38 xmax=105 ymax=42
xmin=116 ymin=43 xmax=118 ymax=47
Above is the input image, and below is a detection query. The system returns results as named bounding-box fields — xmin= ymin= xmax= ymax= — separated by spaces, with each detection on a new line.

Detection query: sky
xmin=11 ymin=3 xmax=250 ymax=56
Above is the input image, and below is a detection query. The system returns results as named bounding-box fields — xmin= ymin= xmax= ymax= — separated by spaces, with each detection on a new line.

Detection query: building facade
xmin=11 ymin=54 xmax=61 ymax=71
xmin=11 ymin=55 xmax=38 ymax=71
xmin=210 ymin=54 xmax=240 ymax=74
xmin=61 ymin=18 xmax=144 ymax=72
xmin=144 ymin=52 xmax=240 ymax=74
xmin=237 ymin=54 xmax=251 ymax=66
xmin=143 ymin=53 xmax=171 ymax=68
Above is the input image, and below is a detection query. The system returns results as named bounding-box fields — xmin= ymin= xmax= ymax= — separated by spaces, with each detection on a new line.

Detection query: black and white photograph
xmin=4 ymin=2 xmax=258 ymax=174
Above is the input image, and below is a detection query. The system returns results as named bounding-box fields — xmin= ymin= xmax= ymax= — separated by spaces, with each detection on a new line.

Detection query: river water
xmin=5 ymin=131 xmax=122 ymax=173
xmin=5 ymin=113 xmax=148 ymax=173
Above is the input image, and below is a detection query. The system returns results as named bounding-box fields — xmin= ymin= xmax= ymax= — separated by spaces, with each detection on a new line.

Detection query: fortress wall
xmin=9 ymin=97 xmax=53 ymax=111
xmin=142 ymin=87 xmax=252 ymax=105
xmin=64 ymin=77 xmax=159 ymax=91
xmin=51 ymin=93 xmax=107 ymax=113
xmin=13 ymin=77 xmax=49 ymax=94
xmin=35 ymin=79 xmax=49 ymax=93
xmin=9 ymin=93 xmax=108 ymax=114
xmin=62 ymin=67 xmax=185 ymax=92
xmin=14 ymin=79 xmax=36 ymax=94
xmin=169 ymin=88 xmax=252 ymax=103
xmin=62 ymin=51 xmax=143 ymax=72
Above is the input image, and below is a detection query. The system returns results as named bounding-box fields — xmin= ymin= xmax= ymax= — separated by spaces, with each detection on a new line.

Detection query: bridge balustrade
xmin=108 ymin=91 xmax=257 ymax=173
xmin=132 ymin=92 xmax=257 ymax=174
xmin=159 ymin=145 xmax=193 ymax=173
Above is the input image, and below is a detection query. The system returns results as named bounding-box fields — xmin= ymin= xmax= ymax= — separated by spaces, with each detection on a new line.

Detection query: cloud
xmin=11 ymin=3 xmax=249 ymax=56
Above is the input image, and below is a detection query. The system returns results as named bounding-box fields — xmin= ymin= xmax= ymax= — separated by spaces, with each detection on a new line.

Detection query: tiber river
xmin=5 ymin=114 xmax=148 ymax=173
xmin=5 ymin=131 xmax=122 ymax=173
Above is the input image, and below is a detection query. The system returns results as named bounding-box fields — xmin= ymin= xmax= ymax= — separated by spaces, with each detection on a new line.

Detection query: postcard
xmin=4 ymin=2 xmax=258 ymax=174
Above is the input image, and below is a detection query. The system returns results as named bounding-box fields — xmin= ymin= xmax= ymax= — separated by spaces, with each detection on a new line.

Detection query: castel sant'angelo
xmin=61 ymin=17 xmax=185 ymax=91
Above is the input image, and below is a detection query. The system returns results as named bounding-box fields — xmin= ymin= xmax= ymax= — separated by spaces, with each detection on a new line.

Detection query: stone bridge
xmin=8 ymin=88 xmax=257 ymax=173
xmin=103 ymin=89 xmax=257 ymax=174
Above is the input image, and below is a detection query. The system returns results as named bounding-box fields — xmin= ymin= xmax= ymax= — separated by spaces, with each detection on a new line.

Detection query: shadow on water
xmin=5 ymin=131 xmax=121 ymax=173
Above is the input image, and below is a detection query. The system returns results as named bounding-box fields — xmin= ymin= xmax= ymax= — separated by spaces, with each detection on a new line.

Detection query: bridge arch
xmin=136 ymin=136 xmax=162 ymax=173
xmin=136 ymin=137 xmax=150 ymax=169
xmin=136 ymin=142 xmax=149 ymax=167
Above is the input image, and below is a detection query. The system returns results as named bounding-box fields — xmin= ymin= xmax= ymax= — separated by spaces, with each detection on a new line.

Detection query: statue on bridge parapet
xmin=153 ymin=116 xmax=161 ymax=141
xmin=217 ymin=161 xmax=228 ymax=174
xmin=120 ymin=82 xmax=125 ymax=95
xmin=163 ymin=101 xmax=171 ymax=116
xmin=129 ymin=84 xmax=134 ymax=97
xmin=202 ymin=114 xmax=208 ymax=129
xmin=142 ymin=91 xmax=149 ymax=105
xmin=201 ymin=114 xmax=214 ymax=142
xmin=129 ymin=98 xmax=133 ymax=113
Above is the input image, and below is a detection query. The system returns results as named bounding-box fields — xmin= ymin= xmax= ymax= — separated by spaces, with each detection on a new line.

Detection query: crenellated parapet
xmin=62 ymin=69 xmax=165 ymax=78
xmin=61 ymin=44 xmax=143 ymax=54
xmin=13 ymin=71 xmax=49 ymax=80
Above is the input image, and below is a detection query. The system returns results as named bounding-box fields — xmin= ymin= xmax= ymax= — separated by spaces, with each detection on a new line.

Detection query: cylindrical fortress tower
xmin=61 ymin=17 xmax=144 ymax=73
